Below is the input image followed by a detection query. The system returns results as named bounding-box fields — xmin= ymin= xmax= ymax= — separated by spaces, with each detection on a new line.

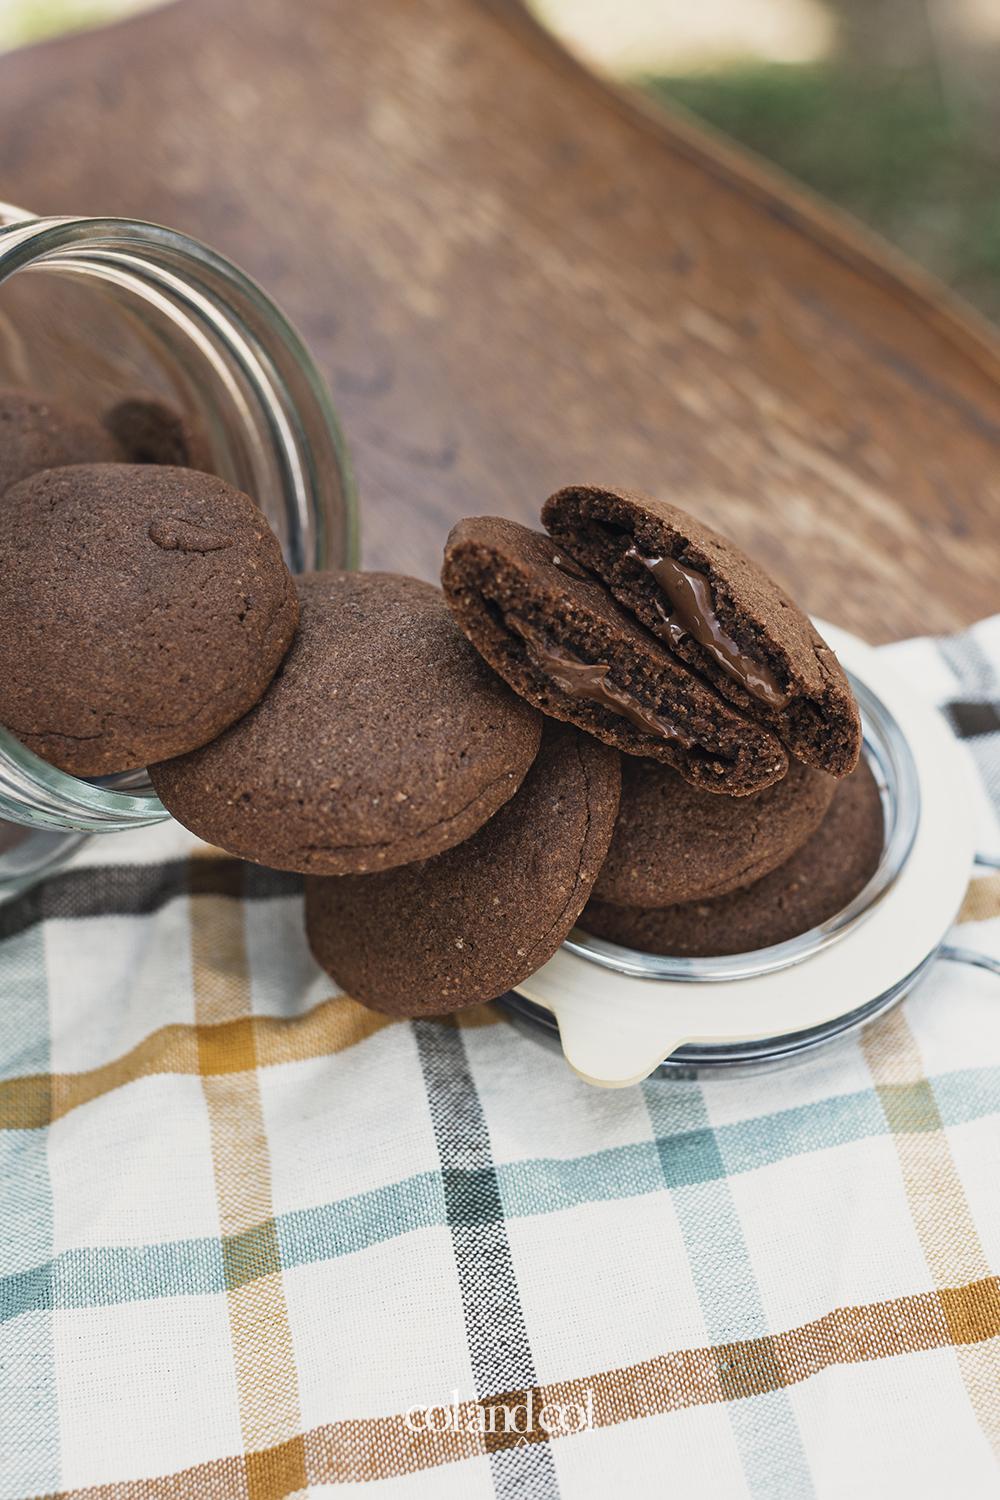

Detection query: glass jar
xmin=0 ymin=207 xmax=357 ymax=901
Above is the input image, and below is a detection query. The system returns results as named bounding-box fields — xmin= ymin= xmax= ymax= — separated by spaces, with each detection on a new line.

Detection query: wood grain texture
xmin=1 ymin=0 xmax=998 ymax=640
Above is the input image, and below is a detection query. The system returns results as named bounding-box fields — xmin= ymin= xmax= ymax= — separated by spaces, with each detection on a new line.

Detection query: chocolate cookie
xmin=581 ymin=756 xmax=883 ymax=956
xmin=0 ymin=464 xmax=298 ymax=775
xmin=152 ymin=570 xmax=543 ymax=875
xmin=542 ymin=485 xmax=861 ymax=777
xmin=305 ymin=720 xmax=620 ymax=1015
xmin=104 ymin=395 xmax=212 ymax=471
xmin=442 ymin=516 xmax=787 ymax=796
xmin=593 ymin=754 xmax=836 ymax=908
xmin=0 ymin=386 xmax=121 ymax=495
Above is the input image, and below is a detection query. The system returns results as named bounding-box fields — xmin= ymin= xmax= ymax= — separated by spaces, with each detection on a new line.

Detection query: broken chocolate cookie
xmin=441 ymin=515 xmax=788 ymax=796
xmin=542 ymin=485 xmax=861 ymax=777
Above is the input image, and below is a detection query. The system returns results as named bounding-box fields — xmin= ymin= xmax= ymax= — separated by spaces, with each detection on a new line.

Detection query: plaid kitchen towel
xmin=2 ymin=618 xmax=1000 ymax=1500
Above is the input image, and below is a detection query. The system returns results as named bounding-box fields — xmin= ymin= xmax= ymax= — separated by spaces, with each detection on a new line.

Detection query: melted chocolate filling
xmin=506 ymin=615 xmax=698 ymax=748
xmin=624 ymin=546 xmax=789 ymax=709
xmin=548 ymin=550 xmax=591 ymax=581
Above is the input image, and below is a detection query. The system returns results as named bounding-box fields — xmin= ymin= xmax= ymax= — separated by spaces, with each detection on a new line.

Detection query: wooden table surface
xmin=2 ymin=0 xmax=998 ymax=641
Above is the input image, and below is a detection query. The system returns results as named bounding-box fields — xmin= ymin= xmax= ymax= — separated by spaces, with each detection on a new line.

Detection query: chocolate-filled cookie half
xmin=442 ymin=516 xmax=787 ymax=797
xmin=581 ymin=756 xmax=883 ymax=957
xmin=305 ymin=721 xmax=620 ymax=1016
xmin=152 ymin=571 xmax=543 ymax=875
xmin=593 ymin=754 xmax=836 ymax=908
xmin=542 ymin=485 xmax=861 ymax=777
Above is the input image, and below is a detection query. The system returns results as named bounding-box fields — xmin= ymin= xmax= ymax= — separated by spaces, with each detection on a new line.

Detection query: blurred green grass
xmin=643 ymin=62 xmax=1000 ymax=320
xmin=0 ymin=0 xmax=132 ymax=49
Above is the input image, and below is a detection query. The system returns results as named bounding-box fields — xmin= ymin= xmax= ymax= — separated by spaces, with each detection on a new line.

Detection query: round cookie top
xmin=0 ymin=386 xmax=121 ymax=495
xmin=0 ymin=463 xmax=298 ymax=775
xmin=305 ymin=720 xmax=621 ymax=1015
xmin=152 ymin=570 xmax=544 ymax=875
xmin=442 ymin=515 xmax=788 ymax=796
xmin=593 ymin=754 xmax=836 ymax=908
xmin=581 ymin=756 xmax=883 ymax=958
xmin=542 ymin=485 xmax=861 ymax=777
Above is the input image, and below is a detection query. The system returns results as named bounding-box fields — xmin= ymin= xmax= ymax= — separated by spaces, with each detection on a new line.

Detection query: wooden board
xmin=1 ymin=0 xmax=998 ymax=639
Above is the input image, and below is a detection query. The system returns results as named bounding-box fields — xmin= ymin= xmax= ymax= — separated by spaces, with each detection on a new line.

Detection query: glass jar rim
xmin=0 ymin=210 xmax=357 ymax=833
xmin=0 ymin=209 xmax=358 ymax=571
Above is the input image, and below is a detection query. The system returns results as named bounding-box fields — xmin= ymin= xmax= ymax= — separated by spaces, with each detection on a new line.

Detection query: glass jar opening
xmin=0 ymin=211 xmax=356 ymax=883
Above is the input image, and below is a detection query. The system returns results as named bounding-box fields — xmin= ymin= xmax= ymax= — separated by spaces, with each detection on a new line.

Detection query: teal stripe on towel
xmin=0 ymin=926 xmax=60 ymax=1499
xmin=644 ymin=1077 xmax=816 ymax=1500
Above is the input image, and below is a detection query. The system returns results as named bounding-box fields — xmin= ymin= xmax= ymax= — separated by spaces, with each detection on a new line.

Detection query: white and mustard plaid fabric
xmin=2 ymin=619 xmax=1000 ymax=1500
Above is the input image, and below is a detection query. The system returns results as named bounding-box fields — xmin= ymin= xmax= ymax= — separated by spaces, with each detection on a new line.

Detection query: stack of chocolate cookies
xmin=440 ymin=487 xmax=882 ymax=964
xmin=0 ymin=394 xmax=883 ymax=1019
